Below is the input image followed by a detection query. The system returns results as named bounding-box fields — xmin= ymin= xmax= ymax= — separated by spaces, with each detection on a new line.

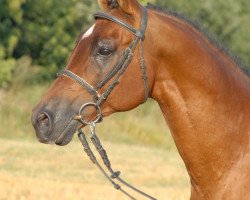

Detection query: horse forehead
xmin=81 ymin=24 xmax=96 ymax=40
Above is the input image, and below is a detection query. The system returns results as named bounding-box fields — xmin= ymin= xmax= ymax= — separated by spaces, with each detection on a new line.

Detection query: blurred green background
xmin=0 ymin=0 xmax=249 ymax=199
xmin=0 ymin=0 xmax=249 ymax=140
xmin=0 ymin=0 xmax=249 ymax=88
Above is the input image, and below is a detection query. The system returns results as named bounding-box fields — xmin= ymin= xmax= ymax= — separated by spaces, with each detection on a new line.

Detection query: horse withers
xmin=32 ymin=0 xmax=250 ymax=199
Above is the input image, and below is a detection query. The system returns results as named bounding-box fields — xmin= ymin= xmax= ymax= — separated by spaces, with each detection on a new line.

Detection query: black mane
xmin=146 ymin=4 xmax=250 ymax=76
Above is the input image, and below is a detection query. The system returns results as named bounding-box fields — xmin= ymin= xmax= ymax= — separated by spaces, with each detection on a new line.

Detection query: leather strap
xmin=94 ymin=6 xmax=148 ymax=102
xmin=57 ymin=70 xmax=100 ymax=101
xmin=96 ymin=47 xmax=132 ymax=89
xmin=94 ymin=12 xmax=145 ymax=40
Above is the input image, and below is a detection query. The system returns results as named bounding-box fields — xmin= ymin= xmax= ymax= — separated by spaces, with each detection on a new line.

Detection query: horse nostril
xmin=36 ymin=112 xmax=52 ymax=137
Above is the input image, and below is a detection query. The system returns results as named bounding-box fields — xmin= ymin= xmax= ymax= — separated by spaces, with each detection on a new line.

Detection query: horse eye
xmin=98 ymin=48 xmax=112 ymax=56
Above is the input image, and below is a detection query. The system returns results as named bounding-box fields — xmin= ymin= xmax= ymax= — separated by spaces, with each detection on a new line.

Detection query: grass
xmin=0 ymin=84 xmax=190 ymax=199
xmin=0 ymin=84 xmax=49 ymax=140
xmin=0 ymin=138 xmax=190 ymax=200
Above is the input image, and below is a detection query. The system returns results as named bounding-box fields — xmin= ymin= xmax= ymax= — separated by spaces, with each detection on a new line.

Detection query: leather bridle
xmin=57 ymin=7 xmax=157 ymax=200
xmin=57 ymin=6 xmax=148 ymax=124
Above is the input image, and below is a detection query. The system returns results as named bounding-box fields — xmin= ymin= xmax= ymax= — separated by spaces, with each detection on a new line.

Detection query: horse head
xmin=31 ymin=0 xmax=155 ymax=146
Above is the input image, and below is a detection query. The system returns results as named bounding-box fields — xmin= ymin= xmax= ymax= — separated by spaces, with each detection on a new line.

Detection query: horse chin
xmin=54 ymin=120 xmax=83 ymax=146
xmin=55 ymin=129 xmax=75 ymax=146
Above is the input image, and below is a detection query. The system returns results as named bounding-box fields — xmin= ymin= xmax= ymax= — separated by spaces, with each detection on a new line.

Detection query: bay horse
xmin=32 ymin=0 xmax=250 ymax=199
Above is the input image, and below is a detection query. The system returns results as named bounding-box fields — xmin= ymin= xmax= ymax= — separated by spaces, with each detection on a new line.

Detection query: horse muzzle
xmin=31 ymin=102 xmax=81 ymax=146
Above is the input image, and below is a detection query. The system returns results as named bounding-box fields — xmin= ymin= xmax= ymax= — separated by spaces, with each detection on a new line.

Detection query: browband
xmin=94 ymin=8 xmax=147 ymax=40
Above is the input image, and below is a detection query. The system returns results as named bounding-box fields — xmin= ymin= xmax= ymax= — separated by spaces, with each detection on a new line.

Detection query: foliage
xmin=0 ymin=0 xmax=98 ymax=86
xmin=0 ymin=57 xmax=16 ymax=88
xmin=0 ymin=0 xmax=249 ymax=88
xmin=155 ymin=0 xmax=250 ymax=68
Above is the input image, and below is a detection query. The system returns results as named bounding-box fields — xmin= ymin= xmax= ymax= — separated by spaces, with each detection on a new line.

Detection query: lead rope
xmin=78 ymin=123 xmax=157 ymax=200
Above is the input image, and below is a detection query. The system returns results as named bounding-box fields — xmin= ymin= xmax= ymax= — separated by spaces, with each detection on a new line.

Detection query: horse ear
xmin=98 ymin=0 xmax=119 ymax=11
xmin=98 ymin=0 xmax=141 ymax=15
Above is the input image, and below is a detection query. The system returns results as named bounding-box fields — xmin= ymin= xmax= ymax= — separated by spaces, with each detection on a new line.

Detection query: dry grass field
xmin=0 ymin=85 xmax=190 ymax=200
xmin=0 ymin=137 xmax=190 ymax=200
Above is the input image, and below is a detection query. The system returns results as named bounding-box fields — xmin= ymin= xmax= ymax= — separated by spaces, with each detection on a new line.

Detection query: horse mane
xmin=146 ymin=4 xmax=250 ymax=76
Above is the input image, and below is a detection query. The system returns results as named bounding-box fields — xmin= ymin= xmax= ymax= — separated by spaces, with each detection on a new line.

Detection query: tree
xmin=0 ymin=0 xmax=98 ymax=86
xmin=0 ymin=0 xmax=249 ymax=87
xmin=14 ymin=0 xmax=98 ymax=80
xmin=0 ymin=0 xmax=25 ymax=87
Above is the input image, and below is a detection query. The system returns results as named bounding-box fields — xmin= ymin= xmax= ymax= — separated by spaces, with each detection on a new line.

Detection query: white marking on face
xmin=81 ymin=24 xmax=95 ymax=40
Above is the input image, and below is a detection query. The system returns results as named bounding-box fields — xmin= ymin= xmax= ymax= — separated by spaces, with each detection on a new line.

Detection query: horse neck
xmin=146 ymin=10 xmax=250 ymax=195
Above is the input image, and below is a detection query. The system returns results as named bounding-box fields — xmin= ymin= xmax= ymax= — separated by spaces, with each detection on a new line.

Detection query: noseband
xmin=57 ymin=7 xmax=156 ymax=200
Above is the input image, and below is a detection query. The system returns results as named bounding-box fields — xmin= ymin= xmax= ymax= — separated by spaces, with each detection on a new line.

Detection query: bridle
xmin=57 ymin=6 xmax=157 ymax=200
xmin=57 ymin=6 xmax=149 ymax=125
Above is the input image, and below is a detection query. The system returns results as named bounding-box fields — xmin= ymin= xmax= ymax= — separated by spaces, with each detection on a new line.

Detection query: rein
xmin=57 ymin=7 xmax=156 ymax=200
xmin=78 ymin=123 xmax=157 ymax=200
